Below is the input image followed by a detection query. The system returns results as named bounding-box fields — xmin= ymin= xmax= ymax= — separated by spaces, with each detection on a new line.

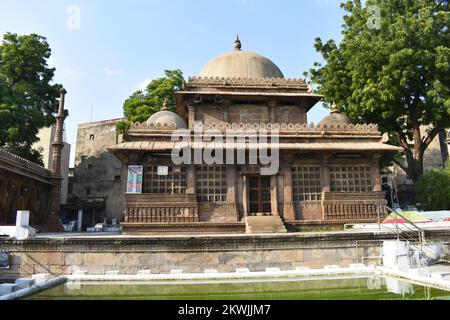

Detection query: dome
xmin=198 ymin=37 xmax=284 ymax=79
xmin=146 ymin=103 xmax=187 ymax=129
xmin=318 ymin=103 xmax=352 ymax=127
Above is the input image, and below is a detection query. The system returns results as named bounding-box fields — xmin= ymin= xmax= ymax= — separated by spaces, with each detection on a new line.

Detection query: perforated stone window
xmin=330 ymin=164 xmax=373 ymax=192
xmin=144 ymin=166 xmax=187 ymax=194
xmin=292 ymin=165 xmax=322 ymax=201
xmin=196 ymin=165 xmax=227 ymax=202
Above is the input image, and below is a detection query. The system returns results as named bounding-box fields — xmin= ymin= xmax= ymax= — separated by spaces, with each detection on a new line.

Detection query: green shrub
xmin=415 ymin=169 xmax=450 ymax=210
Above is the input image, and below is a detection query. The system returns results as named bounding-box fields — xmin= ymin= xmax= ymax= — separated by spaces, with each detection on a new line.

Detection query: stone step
xmin=245 ymin=216 xmax=287 ymax=234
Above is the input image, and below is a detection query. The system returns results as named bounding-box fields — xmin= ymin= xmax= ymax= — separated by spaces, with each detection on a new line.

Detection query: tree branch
xmin=393 ymin=158 xmax=409 ymax=174
xmin=394 ymin=124 xmax=410 ymax=150
xmin=422 ymin=126 xmax=441 ymax=151
xmin=433 ymin=0 xmax=447 ymax=13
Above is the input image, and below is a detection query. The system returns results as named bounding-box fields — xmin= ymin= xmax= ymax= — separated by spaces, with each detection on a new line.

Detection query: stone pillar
xmin=295 ymin=102 xmax=307 ymax=124
xmin=371 ymin=154 xmax=382 ymax=192
xmin=187 ymin=165 xmax=196 ymax=194
xmin=321 ymin=155 xmax=331 ymax=193
xmin=242 ymin=175 xmax=249 ymax=217
xmin=77 ymin=209 xmax=83 ymax=232
xmin=47 ymin=88 xmax=67 ymax=232
xmin=282 ymin=161 xmax=295 ymax=221
xmin=320 ymin=155 xmax=332 ymax=221
xmin=268 ymin=100 xmax=277 ymax=122
xmin=270 ymin=175 xmax=279 ymax=216
xmin=226 ymin=166 xmax=238 ymax=219
xmin=188 ymin=105 xmax=196 ymax=130
xmin=299 ymin=106 xmax=307 ymax=124
xmin=222 ymin=99 xmax=230 ymax=123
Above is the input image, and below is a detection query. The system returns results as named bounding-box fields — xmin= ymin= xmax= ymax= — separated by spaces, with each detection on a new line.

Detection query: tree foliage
xmin=0 ymin=33 xmax=63 ymax=165
xmin=415 ymin=164 xmax=450 ymax=210
xmin=117 ymin=70 xmax=185 ymax=133
xmin=307 ymin=0 xmax=450 ymax=182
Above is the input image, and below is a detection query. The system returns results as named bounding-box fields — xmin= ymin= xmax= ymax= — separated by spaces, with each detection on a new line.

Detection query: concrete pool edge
xmin=377 ymin=266 xmax=450 ymax=291
xmin=65 ymin=265 xmax=375 ymax=282
xmin=0 ymin=276 xmax=66 ymax=300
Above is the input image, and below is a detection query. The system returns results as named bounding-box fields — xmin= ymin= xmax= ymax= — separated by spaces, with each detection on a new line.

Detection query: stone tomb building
xmin=109 ymin=39 xmax=401 ymax=234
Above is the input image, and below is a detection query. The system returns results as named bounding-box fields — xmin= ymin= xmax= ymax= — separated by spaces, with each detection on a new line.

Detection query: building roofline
xmin=78 ymin=118 xmax=125 ymax=128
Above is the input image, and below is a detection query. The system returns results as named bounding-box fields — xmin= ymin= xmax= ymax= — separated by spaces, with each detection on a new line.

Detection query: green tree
xmin=306 ymin=0 xmax=450 ymax=183
xmin=0 ymin=33 xmax=63 ymax=165
xmin=415 ymin=165 xmax=450 ymax=210
xmin=117 ymin=69 xmax=185 ymax=133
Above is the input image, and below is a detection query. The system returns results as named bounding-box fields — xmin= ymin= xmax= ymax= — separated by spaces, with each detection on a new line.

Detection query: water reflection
xmin=385 ymin=278 xmax=415 ymax=296
xmin=28 ymin=276 xmax=450 ymax=300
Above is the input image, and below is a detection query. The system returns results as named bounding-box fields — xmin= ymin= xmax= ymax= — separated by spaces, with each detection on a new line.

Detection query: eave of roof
xmin=109 ymin=141 xmax=402 ymax=153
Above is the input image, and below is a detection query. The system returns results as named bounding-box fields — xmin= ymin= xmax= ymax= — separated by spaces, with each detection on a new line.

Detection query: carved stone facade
xmin=0 ymin=89 xmax=67 ymax=231
xmin=109 ymin=40 xmax=401 ymax=234
xmin=0 ymin=148 xmax=53 ymax=227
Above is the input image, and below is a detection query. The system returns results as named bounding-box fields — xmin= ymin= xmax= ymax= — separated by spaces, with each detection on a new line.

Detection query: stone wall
xmin=33 ymin=125 xmax=71 ymax=204
xmin=2 ymin=231 xmax=448 ymax=280
xmin=72 ymin=118 xmax=126 ymax=222
xmin=195 ymin=103 xmax=307 ymax=125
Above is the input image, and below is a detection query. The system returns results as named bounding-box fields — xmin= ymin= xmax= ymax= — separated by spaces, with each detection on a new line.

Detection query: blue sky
xmin=0 ymin=0 xmax=345 ymax=166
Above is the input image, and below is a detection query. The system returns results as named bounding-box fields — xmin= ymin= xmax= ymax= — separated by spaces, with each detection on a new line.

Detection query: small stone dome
xmin=318 ymin=103 xmax=352 ymax=127
xmin=146 ymin=102 xmax=187 ymax=129
xmin=198 ymin=37 xmax=284 ymax=79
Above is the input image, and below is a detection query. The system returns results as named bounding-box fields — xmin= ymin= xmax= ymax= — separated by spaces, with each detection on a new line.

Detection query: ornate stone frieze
xmin=1 ymin=231 xmax=429 ymax=253
xmin=187 ymin=76 xmax=309 ymax=89
xmin=128 ymin=121 xmax=380 ymax=135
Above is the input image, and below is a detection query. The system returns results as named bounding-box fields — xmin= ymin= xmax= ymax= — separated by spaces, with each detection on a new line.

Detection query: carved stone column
xmin=47 ymin=88 xmax=67 ymax=232
xmin=187 ymin=165 xmax=196 ymax=194
xmin=282 ymin=160 xmax=295 ymax=221
xmin=222 ymin=99 xmax=230 ymax=123
xmin=270 ymin=175 xmax=279 ymax=216
xmin=268 ymin=100 xmax=277 ymax=122
xmin=300 ymin=106 xmax=307 ymax=124
xmin=321 ymin=155 xmax=331 ymax=193
xmin=295 ymin=102 xmax=308 ymax=124
xmin=226 ymin=166 xmax=238 ymax=219
xmin=371 ymin=154 xmax=382 ymax=192
xmin=188 ymin=105 xmax=196 ymax=130
xmin=320 ymin=155 xmax=332 ymax=221
xmin=242 ymin=175 xmax=249 ymax=217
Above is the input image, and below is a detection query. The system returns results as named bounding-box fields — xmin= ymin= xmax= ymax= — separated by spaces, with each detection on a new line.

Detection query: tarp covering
xmin=383 ymin=211 xmax=450 ymax=224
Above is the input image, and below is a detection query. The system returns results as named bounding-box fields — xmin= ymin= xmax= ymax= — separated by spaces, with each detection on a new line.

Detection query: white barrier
xmin=0 ymin=211 xmax=36 ymax=240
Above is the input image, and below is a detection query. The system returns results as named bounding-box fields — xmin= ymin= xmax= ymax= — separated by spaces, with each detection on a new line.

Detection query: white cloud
xmin=135 ymin=78 xmax=151 ymax=91
xmin=103 ymin=67 xmax=124 ymax=76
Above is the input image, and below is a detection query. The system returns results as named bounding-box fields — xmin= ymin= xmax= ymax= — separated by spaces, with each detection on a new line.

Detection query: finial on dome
xmin=161 ymin=98 xmax=170 ymax=111
xmin=331 ymin=102 xmax=340 ymax=114
xmin=234 ymin=35 xmax=242 ymax=51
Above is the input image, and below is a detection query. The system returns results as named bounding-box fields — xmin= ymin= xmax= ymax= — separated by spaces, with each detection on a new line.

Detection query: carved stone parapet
xmin=124 ymin=194 xmax=199 ymax=223
xmin=322 ymin=192 xmax=387 ymax=221
xmin=188 ymin=76 xmax=308 ymax=89
xmin=194 ymin=122 xmax=380 ymax=134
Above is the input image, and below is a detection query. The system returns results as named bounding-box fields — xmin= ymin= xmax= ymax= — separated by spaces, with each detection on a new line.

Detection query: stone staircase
xmin=245 ymin=215 xmax=287 ymax=234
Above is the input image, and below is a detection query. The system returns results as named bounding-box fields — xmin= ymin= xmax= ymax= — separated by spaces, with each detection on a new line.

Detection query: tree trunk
xmin=397 ymin=125 xmax=440 ymax=184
